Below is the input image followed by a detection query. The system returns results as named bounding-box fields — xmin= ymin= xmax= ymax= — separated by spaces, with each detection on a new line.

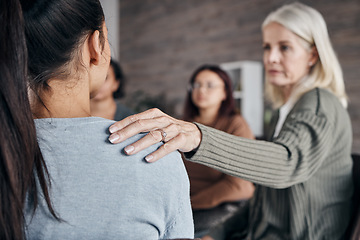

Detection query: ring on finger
xmin=160 ymin=130 xmax=167 ymax=142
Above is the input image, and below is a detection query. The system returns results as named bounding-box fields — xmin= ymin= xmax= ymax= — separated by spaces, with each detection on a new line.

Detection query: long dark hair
xmin=183 ymin=64 xmax=236 ymax=122
xmin=0 ymin=0 xmax=57 ymax=239
xmin=19 ymin=0 xmax=105 ymax=97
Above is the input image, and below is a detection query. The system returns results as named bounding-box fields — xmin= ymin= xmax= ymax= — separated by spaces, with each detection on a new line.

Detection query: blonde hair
xmin=262 ymin=2 xmax=347 ymax=108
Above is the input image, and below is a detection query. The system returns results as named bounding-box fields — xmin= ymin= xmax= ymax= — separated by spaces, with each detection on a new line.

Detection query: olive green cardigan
xmin=185 ymin=88 xmax=353 ymax=240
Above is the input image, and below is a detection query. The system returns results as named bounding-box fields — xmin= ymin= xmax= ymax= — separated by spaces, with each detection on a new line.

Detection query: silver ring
xmin=161 ymin=130 xmax=167 ymax=142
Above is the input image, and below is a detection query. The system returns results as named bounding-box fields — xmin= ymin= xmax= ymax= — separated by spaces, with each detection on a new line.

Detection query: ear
xmin=88 ymin=30 xmax=102 ymax=65
xmin=309 ymin=46 xmax=319 ymax=66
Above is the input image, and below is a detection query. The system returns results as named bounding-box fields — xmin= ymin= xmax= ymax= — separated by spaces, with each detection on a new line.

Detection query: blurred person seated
xmin=91 ymin=58 xmax=135 ymax=120
xmin=183 ymin=64 xmax=255 ymax=237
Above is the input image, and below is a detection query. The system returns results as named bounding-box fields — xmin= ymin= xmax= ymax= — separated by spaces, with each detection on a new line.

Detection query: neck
xmin=196 ymin=107 xmax=219 ymax=125
xmin=281 ymin=85 xmax=294 ymax=103
xmin=281 ymin=75 xmax=309 ymax=103
xmin=31 ymin=78 xmax=91 ymax=119
xmin=90 ymin=97 xmax=117 ymax=119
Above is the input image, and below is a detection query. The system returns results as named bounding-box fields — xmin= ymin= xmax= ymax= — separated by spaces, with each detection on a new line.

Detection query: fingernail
xmin=108 ymin=134 xmax=119 ymax=143
xmin=124 ymin=145 xmax=134 ymax=154
xmin=145 ymin=155 xmax=153 ymax=162
xmin=109 ymin=126 xmax=118 ymax=134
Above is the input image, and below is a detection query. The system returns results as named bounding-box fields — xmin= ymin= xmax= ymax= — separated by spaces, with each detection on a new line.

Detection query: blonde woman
xmin=109 ymin=2 xmax=353 ymax=239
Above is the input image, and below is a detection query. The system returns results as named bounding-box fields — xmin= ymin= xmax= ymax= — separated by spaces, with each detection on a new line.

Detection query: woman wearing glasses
xmin=182 ymin=65 xmax=254 ymax=237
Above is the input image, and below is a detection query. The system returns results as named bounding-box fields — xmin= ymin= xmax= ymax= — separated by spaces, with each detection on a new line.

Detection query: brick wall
xmin=118 ymin=0 xmax=360 ymax=153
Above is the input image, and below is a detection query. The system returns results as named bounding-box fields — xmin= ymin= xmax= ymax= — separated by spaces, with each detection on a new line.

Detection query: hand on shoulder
xmin=108 ymin=108 xmax=202 ymax=162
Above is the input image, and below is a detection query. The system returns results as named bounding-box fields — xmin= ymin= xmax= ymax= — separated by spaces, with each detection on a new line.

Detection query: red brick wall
xmin=119 ymin=0 xmax=360 ymax=153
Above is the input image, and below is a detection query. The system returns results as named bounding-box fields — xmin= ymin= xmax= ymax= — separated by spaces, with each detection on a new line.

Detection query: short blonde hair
xmin=262 ymin=2 xmax=347 ymax=108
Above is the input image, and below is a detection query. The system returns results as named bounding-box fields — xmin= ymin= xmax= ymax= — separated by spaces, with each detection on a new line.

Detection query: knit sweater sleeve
xmin=185 ymin=109 xmax=333 ymax=189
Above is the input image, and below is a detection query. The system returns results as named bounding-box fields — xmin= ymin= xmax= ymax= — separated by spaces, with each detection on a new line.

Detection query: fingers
xmin=144 ymin=133 xmax=189 ymax=162
xmin=156 ymin=123 xmax=180 ymax=143
xmin=107 ymin=107 xmax=203 ymax=163
xmin=122 ymin=130 xmax=162 ymax=154
xmin=119 ymin=121 xmax=201 ymax=161
xmin=121 ymin=126 xmax=191 ymax=163
xmin=121 ymin=125 xmax=177 ymax=155
xmin=109 ymin=108 xmax=166 ymax=134
xmin=108 ymin=113 xmax=173 ymax=144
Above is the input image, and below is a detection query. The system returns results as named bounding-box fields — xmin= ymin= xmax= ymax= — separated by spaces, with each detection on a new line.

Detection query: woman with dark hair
xmin=20 ymin=0 xmax=193 ymax=239
xmin=90 ymin=58 xmax=135 ymax=120
xmin=183 ymin=65 xmax=254 ymax=237
xmin=0 ymin=0 xmax=56 ymax=239
xmin=183 ymin=65 xmax=238 ymax=122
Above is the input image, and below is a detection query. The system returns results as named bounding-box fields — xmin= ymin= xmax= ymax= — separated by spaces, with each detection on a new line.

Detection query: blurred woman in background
xmin=183 ymin=65 xmax=254 ymax=237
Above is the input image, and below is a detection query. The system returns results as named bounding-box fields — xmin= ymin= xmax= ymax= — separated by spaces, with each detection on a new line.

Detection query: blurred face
xmin=92 ymin=65 xmax=119 ymax=101
xmin=263 ymin=22 xmax=317 ymax=95
xmin=191 ymin=70 xmax=226 ymax=111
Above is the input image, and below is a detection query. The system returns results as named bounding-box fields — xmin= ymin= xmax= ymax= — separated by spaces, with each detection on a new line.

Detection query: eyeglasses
xmin=188 ymin=82 xmax=224 ymax=91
